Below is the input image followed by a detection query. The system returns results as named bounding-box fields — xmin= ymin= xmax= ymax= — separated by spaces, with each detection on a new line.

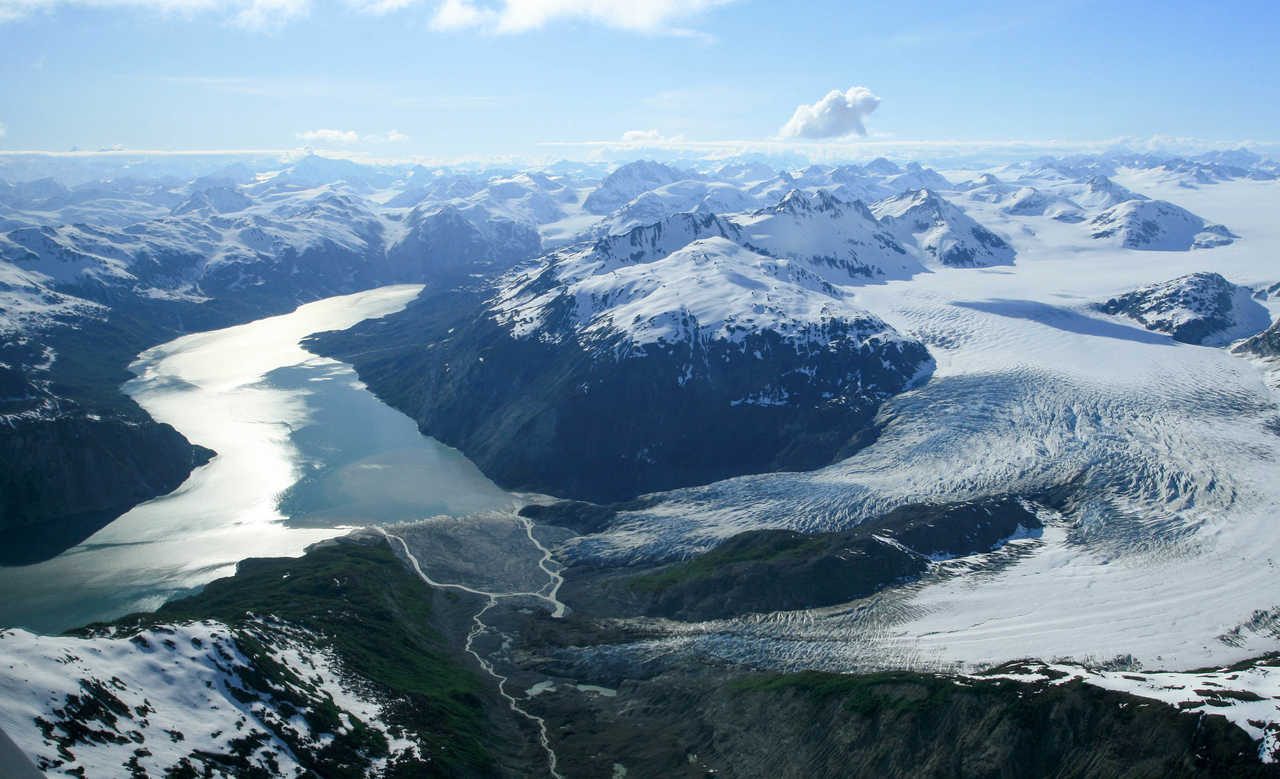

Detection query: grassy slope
xmin=108 ymin=537 xmax=497 ymax=777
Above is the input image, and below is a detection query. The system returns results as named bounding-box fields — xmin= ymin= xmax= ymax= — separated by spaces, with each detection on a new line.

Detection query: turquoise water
xmin=0 ymin=286 xmax=513 ymax=634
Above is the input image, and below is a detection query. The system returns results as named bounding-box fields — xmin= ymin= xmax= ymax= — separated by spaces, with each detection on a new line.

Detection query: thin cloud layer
xmin=429 ymin=0 xmax=736 ymax=33
xmin=297 ymin=128 xmax=409 ymax=144
xmin=619 ymin=129 xmax=683 ymax=145
xmin=780 ymin=86 xmax=881 ymax=140
xmin=0 ymin=0 xmax=309 ymax=28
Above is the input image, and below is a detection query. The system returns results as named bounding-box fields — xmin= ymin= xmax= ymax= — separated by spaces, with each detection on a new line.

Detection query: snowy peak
xmin=768 ymin=188 xmax=849 ymax=217
xmin=1000 ymin=187 xmax=1085 ymax=222
xmin=1089 ymin=199 xmax=1236 ymax=250
xmin=584 ymin=209 xmax=741 ymax=272
xmin=393 ymin=203 xmax=541 ymax=273
xmin=171 ymin=186 xmax=252 ymax=216
xmin=862 ymin=157 xmax=902 ymax=176
xmin=1098 ymin=272 xmax=1270 ymax=345
xmin=498 ymin=235 xmax=884 ymax=350
xmin=591 ymin=180 xmax=756 ymax=237
xmin=885 ymin=162 xmax=952 ymax=193
xmin=730 ymin=190 xmax=922 ymax=282
xmin=714 ymin=161 xmax=779 ymax=182
xmin=872 ymin=189 xmax=1016 ymax=268
xmin=1075 ymin=176 xmax=1147 ymax=210
xmin=583 ymin=160 xmax=690 ymax=215
xmin=957 ymin=173 xmax=1015 ymax=198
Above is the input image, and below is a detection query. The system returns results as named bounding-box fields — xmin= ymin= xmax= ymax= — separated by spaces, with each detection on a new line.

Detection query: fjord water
xmin=0 ymin=285 xmax=513 ymax=634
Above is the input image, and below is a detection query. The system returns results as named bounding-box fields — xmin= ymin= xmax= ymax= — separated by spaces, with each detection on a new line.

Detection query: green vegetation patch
xmin=106 ymin=537 xmax=495 ymax=777
xmin=729 ymin=670 xmax=961 ymax=716
xmin=628 ymin=530 xmax=826 ymax=593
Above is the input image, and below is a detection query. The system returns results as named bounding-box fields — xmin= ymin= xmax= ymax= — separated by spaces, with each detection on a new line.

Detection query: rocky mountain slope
xmin=872 ymin=189 xmax=1016 ymax=267
xmin=0 ymin=160 xmax=552 ymax=563
xmin=310 ymin=191 xmax=953 ymax=503
xmin=546 ymin=496 xmax=1042 ymax=621
xmin=1099 ymin=272 xmax=1271 ymax=345
xmin=0 ymin=534 xmax=524 ymax=777
xmin=1089 ymin=198 xmax=1237 ymax=250
xmin=4 ymin=530 xmax=1277 ymax=778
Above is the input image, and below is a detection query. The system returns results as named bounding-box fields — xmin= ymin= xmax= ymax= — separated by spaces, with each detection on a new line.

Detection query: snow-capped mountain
xmin=1098 ymin=272 xmax=1271 ymax=346
xmin=730 ymin=189 xmax=924 ymax=281
xmin=872 ymin=189 xmax=1016 ymax=267
xmin=582 ymin=160 xmax=690 ymax=215
xmin=312 ymin=190 xmax=963 ymax=502
xmin=170 ymin=185 xmax=253 ymax=216
xmin=493 ymin=235 xmax=913 ymax=357
xmin=1050 ymin=175 xmax=1143 ymax=211
xmin=997 ymin=187 xmax=1085 ymax=221
xmin=388 ymin=203 xmax=542 ymax=278
xmin=1089 ymin=198 xmax=1236 ymax=250
xmin=591 ymin=179 xmax=758 ymax=236
xmin=957 ymin=175 xmax=1084 ymax=221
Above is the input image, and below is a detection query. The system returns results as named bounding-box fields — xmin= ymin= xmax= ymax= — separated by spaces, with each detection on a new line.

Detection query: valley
xmin=2 ymin=148 xmax=1280 ymax=775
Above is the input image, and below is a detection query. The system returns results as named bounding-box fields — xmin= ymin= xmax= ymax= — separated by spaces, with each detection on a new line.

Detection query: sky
xmin=0 ymin=0 xmax=1277 ymax=163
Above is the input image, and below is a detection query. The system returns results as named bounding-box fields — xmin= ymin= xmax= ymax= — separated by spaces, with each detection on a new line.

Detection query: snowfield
xmin=0 ymin=620 xmax=420 ymax=777
xmin=560 ymin=175 xmax=1280 ymax=673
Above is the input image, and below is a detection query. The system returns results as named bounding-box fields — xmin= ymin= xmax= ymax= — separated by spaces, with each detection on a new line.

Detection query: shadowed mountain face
xmin=539 ymin=495 xmax=1043 ymax=621
xmin=310 ymin=276 xmax=932 ymax=503
xmin=1098 ymin=272 xmax=1270 ymax=346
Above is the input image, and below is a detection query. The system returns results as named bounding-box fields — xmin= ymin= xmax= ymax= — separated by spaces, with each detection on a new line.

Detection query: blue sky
xmin=0 ymin=0 xmax=1277 ymax=161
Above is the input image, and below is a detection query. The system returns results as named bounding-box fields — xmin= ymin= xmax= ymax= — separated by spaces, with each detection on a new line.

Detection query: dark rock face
xmin=871 ymin=189 xmax=1016 ymax=268
xmin=0 ymin=415 xmax=212 ymax=565
xmin=388 ymin=204 xmax=541 ymax=279
xmin=560 ymin=496 xmax=1042 ymax=621
xmin=309 ymin=287 xmax=931 ymax=503
xmin=1098 ymin=271 xmax=1270 ymax=345
xmin=1234 ymin=316 xmax=1280 ymax=358
xmin=527 ymin=667 xmax=1274 ymax=778
xmin=1088 ymin=198 xmax=1235 ymax=250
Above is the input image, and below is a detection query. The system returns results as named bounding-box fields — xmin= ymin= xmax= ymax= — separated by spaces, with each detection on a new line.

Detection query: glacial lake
xmin=0 ymin=285 xmax=514 ymax=634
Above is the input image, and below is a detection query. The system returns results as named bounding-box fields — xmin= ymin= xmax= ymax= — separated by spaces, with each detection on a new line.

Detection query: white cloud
xmin=429 ymin=0 xmax=736 ymax=33
xmin=369 ymin=129 xmax=410 ymax=142
xmin=297 ymin=129 xmax=360 ymax=144
xmin=0 ymin=0 xmax=309 ymax=28
xmin=232 ymin=0 xmax=308 ymax=28
xmin=296 ymin=128 xmax=410 ymax=145
xmin=345 ymin=0 xmax=416 ymax=14
xmin=618 ymin=129 xmax=683 ymax=145
xmin=0 ymin=0 xmax=736 ymax=28
xmin=780 ymin=86 xmax=881 ymax=140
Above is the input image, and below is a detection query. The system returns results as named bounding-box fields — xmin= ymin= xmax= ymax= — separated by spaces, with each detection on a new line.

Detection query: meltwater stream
xmin=0 ymin=285 xmax=517 ymax=633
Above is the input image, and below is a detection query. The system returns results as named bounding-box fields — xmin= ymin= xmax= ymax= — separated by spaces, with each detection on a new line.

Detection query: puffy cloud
xmin=370 ymin=129 xmax=410 ymax=142
xmin=296 ymin=128 xmax=410 ymax=144
xmin=780 ymin=86 xmax=881 ymax=140
xmin=298 ymin=128 xmax=360 ymax=144
xmin=619 ymin=129 xmax=680 ymax=145
xmin=232 ymin=0 xmax=308 ymax=28
xmin=429 ymin=0 xmax=736 ymax=33
xmin=345 ymin=0 xmax=417 ymax=14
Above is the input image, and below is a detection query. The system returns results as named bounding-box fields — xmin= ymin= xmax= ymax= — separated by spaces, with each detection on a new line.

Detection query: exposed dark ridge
xmin=556 ymin=496 xmax=1042 ymax=621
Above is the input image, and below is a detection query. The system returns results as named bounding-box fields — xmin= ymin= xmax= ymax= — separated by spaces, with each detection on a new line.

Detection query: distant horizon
xmin=0 ymin=135 xmax=1275 ymax=174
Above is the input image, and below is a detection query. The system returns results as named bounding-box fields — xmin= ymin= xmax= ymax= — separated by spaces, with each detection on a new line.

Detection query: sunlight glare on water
xmin=0 ymin=285 xmax=514 ymax=633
